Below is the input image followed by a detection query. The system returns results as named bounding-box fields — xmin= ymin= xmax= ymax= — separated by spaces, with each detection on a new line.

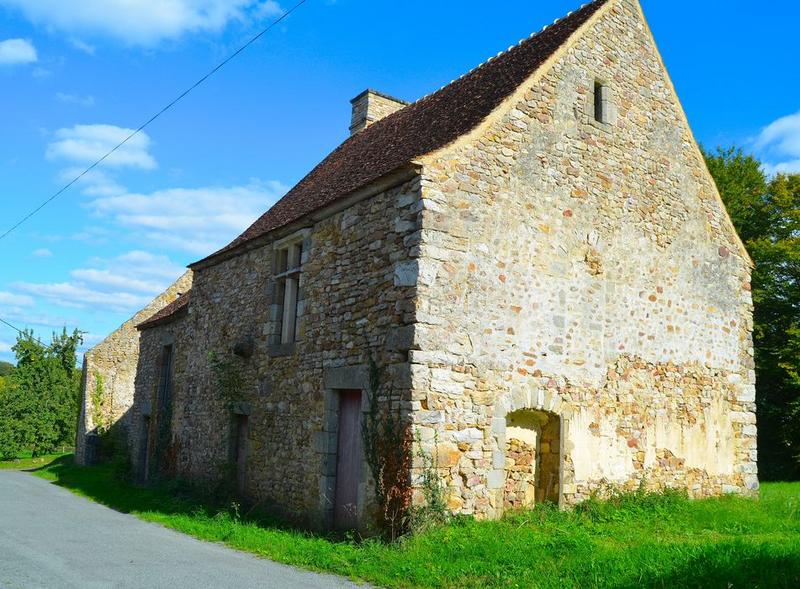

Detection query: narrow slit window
xmin=594 ymin=80 xmax=611 ymax=124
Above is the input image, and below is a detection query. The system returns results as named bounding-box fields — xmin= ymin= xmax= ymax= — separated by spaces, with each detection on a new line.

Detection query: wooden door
xmin=334 ymin=390 xmax=362 ymax=529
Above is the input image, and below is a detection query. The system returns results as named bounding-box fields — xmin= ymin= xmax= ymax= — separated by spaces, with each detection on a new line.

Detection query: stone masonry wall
xmin=129 ymin=315 xmax=187 ymax=479
xmin=133 ymin=179 xmax=421 ymax=527
xmin=409 ymin=0 xmax=756 ymax=518
xmin=76 ymin=271 xmax=192 ymax=465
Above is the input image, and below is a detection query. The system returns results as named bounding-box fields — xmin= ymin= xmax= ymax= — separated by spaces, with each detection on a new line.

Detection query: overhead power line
xmin=0 ymin=316 xmax=25 ymax=336
xmin=0 ymin=316 xmax=91 ymax=353
xmin=0 ymin=0 xmax=309 ymax=244
xmin=0 ymin=316 xmax=46 ymax=350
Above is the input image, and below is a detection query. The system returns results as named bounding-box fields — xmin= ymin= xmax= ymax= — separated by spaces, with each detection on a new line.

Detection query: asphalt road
xmin=0 ymin=470 xmax=365 ymax=589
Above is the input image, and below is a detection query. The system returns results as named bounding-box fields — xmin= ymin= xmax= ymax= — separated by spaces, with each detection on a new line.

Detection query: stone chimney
xmin=349 ymin=89 xmax=408 ymax=135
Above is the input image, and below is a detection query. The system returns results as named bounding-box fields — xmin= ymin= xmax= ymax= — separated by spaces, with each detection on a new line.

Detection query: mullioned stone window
xmin=267 ymin=230 xmax=310 ymax=356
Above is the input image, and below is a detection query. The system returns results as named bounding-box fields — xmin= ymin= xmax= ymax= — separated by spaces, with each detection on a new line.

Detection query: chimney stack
xmin=349 ymin=89 xmax=408 ymax=135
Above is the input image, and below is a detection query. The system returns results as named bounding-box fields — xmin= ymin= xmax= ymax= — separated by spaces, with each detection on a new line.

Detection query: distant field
xmin=0 ymin=451 xmax=70 ymax=470
xmin=14 ymin=455 xmax=800 ymax=588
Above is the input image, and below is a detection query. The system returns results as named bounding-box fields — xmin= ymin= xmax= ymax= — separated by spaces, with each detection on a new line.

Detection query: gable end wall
xmin=76 ymin=271 xmax=193 ymax=465
xmin=411 ymin=0 xmax=756 ymax=518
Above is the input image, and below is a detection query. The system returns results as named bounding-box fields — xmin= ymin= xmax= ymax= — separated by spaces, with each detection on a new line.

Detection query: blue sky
xmin=1 ymin=0 xmax=798 ymax=363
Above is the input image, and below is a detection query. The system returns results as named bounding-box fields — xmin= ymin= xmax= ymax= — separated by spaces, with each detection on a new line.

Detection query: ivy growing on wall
xmin=208 ymin=351 xmax=245 ymax=404
xmin=362 ymin=356 xmax=413 ymax=540
xmin=91 ymin=372 xmax=108 ymax=434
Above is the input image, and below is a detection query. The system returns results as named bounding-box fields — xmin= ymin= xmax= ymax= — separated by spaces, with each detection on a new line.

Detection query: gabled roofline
xmin=419 ymin=0 xmax=752 ymax=269
xmin=190 ymin=0 xmax=610 ymax=270
xmin=419 ymin=0 xmax=616 ymax=162
xmin=137 ymin=292 xmax=191 ymax=330
xmin=190 ymin=163 xmax=422 ymax=271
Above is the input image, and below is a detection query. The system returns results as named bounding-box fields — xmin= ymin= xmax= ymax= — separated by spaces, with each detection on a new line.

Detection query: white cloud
xmin=56 ymin=92 xmax=95 ymax=107
xmin=0 ymin=291 xmax=34 ymax=306
xmin=69 ymin=269 xmax=167 ymax=294
xmin=255 ymin=0 xmax=283 ymax=18
xmin=64 ymin=168 xmax=125 ymax=197
xmin=2 ymin=308 xmax=80 ymax=330
xmin=88 ymin=180 xmax=287 ymax=254
xmin=0 ymin=38 xmax=37 ymax=65
xmin=13 ymin=250 xmax=185 ymax=312
xmin=0 ymin=1 xmax=285 ymax=46
xmin=68 ymin=38 xmax=95 ymax=55
xmin=754 ymin=111 xmax=800 ymax=175
xmin=0 ymin=341 xmax=12 ymax=354
xmin=32 ymin=248 xmax=53 ymax=258
xmin=12 ymin=282 xmax=153 ymax=312
xmin=75 ymin=250 xmax=186 ymax=292
xmin=47 ymin=124 xmax=156 ymax=170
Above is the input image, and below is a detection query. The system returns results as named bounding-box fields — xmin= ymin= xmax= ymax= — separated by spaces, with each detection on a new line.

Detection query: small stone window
xmin=275 ymin=239 xmax=303 ymax=344
xmin=594 ymin=80 xmax=611 ymax=125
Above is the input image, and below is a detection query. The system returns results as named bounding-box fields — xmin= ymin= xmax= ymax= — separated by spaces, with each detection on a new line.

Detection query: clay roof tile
xmin=193 ymin=0 xmax=608 ymax=267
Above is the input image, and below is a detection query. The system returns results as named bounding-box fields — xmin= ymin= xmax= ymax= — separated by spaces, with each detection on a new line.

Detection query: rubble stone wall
xmin=75 ymin=271 xmax=192 ymax=465
xmin=409 ymin=0 xmax=756 ymax=518
xmin=132 ymin=179 xmax=421 ymax=527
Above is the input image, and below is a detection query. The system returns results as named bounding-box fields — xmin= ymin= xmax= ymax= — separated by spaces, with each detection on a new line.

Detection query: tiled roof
xmin=137 ymin=291 xmax=191 ymax=330
xmin=193 ymin=0 xmax=608 ymax=267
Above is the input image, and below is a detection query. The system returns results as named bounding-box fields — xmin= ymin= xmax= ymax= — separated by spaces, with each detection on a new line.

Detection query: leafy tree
xmin=705 ymin=147 xmax=800 ymax=480
xmin=0 ymin=328 xmax=83 ymax=459
xmin=0 ymin=361 xmax=14 ymax=377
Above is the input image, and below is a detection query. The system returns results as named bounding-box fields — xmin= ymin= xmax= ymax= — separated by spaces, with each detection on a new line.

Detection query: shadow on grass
xmin=613 ymin=540 xmax=800 ymax=589
xmin=32 ymin=455 xmax=328 ymax=538
xmin=29 ymin=456 xmax=800 ymax=589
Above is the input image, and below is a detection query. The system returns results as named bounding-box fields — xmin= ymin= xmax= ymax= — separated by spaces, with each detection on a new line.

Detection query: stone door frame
xmin=317 ymin=365 xmax=372 ymax=529
xmin=490 ymin=387 xmax=572 ymax=512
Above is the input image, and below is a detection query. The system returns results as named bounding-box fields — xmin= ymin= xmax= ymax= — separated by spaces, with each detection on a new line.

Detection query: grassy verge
xmin=23 ymin=455 xmax=800 ymax=588
xmin=0 ymin=450 xmax=70 ymax=470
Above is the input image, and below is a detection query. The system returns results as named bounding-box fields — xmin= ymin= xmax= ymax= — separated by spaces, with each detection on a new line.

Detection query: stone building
xmin=76 ymin=271 xmax=192 ymax=465
xmin=78 ymin=0 xmax=758 ymax=528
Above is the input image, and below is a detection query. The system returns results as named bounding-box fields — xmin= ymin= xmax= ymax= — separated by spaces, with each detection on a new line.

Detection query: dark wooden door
xmin=334 ymin=390 xmax=362 ymax=529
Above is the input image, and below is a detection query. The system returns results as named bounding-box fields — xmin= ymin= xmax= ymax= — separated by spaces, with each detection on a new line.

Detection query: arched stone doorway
xmin=504 ymin=409 xmax=560 ymax=509
xmin=490 ymin=387 xmax=570 ymax=514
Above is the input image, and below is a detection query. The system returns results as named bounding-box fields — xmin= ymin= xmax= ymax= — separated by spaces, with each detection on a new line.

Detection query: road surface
xmin=0 ymin=470 xmax=365 ymax=589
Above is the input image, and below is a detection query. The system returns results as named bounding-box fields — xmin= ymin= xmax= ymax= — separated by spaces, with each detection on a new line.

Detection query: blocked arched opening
xmin=504 ymin=409 xmax=561 ymax=509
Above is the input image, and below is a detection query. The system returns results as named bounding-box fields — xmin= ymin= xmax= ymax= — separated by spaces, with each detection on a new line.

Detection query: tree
xmin=0 ymin=361 xmax=14 ymax=377
xmin=704 ymin=147 xmax=800 ymax=480
xmin=0 ymin=328 xmax=83 ymax=459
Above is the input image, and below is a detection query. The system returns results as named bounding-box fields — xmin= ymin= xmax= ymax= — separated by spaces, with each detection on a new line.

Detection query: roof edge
xmin=419 ymin=0 xmax=615 ymax=164
xmin=191 ymin=0 xmax=610 ymax=271
xmin=190 ymin=164 xmax=421 ymax=271
xmin=136 ymin=292 xmax=191 ymax=330
xmin=631 ymin=0 xmax=753 ymax=268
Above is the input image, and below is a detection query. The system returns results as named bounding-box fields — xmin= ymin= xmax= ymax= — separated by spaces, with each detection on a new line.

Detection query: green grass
xmin=23 ymin=455 xmax=800 ymax=588
xmin=0 ymin=450 xmax=70 ymax=470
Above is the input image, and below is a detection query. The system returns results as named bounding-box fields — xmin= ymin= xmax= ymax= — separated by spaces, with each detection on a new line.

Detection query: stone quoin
xmin=77 ymin=0 xmax=757 ymax=528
